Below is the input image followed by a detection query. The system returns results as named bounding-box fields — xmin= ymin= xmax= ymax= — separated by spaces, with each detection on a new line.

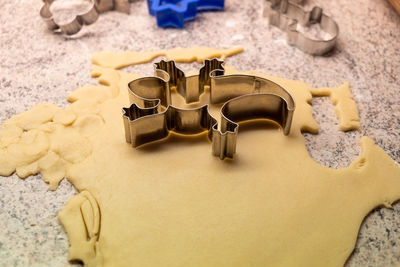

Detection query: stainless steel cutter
xmin=264 ymin=0 xmax=339 ymax=55
xmin=123 ymin=59 xmax=295 ymax=160
xmin=40 ymin=0 xmax=131 ymax=35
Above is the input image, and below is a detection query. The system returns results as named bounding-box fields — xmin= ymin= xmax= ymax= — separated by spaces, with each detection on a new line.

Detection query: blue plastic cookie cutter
xmin=147 ymin=0 xmax=225 ymax=28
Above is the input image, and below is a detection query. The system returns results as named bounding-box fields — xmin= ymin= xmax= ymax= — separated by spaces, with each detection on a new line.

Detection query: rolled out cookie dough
xmin=310 ymin=82 xmax=361 ymax=131
xmin=1 ymin=47 xmax=400 ymax=267
xmin=91 ymin=46 xmax=244 ymax=69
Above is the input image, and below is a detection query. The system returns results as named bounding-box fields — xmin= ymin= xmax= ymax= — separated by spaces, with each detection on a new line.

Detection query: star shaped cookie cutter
xmin=147 ymin=0 xmax=224 ymax=28
xmin=40 ymin=0 xmax=131 ymax=35
xmin=122 ymin=59 xmax=295 ymax=160
xmin=264 ymin=0 xmax=339 ymax=55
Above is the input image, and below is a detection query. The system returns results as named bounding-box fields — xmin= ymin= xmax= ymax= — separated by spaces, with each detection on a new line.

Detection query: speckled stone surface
xmin=0 ymin=0 xmax=399 ymax=266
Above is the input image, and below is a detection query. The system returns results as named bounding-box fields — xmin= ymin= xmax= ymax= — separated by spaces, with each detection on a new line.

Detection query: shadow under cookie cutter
xmin=40 ymin=0 xmax=131 ymax=35
xmin=122 ymin=59 xmax=295 ymax=160
xmin=264 ymin=0 xmax=339 ymax=55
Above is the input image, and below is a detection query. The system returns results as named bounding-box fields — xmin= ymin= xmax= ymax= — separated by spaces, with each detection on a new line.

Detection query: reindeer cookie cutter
xmin=40 ymin=0 xmax=131 ymax=35
xmin=264 ymin=0 xmax=339 ymax=55
xmin=122 ymin=59 xmax=295 ymax=160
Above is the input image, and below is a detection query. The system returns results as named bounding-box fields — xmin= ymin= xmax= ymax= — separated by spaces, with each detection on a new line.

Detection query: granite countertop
xmin=0 ymin=0 xmax=399 ymax=266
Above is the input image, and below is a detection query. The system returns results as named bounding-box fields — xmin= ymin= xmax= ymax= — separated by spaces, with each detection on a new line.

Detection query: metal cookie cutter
xmin=122 ymin=59 xmax=295 ymax=160
xmin=264 ymin=0 xmax=339 ymax=55
xmin=147 ymin=0 xmax=224 ymax=28
xmin=40 ymin=0 xmax=131 ymax=35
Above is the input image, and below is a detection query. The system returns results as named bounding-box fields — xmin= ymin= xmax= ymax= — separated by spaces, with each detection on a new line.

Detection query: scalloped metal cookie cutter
xmin=122 ymin=59 xmax=295 ymax=160
xmin=264 ymin=0 xmax=339 ymax=55
xmin=40 ymin=0 xmax=131 ymax=35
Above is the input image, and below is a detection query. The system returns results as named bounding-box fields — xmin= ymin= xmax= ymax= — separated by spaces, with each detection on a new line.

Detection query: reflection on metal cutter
xmin=122 ymin=59 xmax=295 ymax=160
xmin=264 ymin=0 xmax=339 ymax=55
xmin=40 ymin=0 xmax=131 ymax=35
